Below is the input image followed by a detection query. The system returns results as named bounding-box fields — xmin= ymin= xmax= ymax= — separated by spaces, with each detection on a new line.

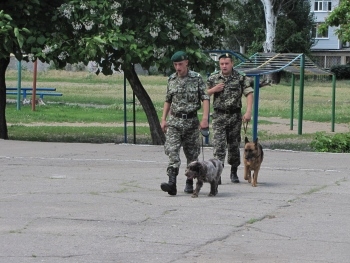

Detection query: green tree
xmin=224 ymin=0 xmax=314 ymax=56
xmin=275 ymin=0 xmax=314 ymax=54
xmin=225 ymin=0 xmax=265 ymax=54
xmin=1 ymin=0 xmax=231 ymax=144
xmin=0 ymin=1 xmax=64 ymax=139
xmin=319 ymin=0 xmax=350 ymax=42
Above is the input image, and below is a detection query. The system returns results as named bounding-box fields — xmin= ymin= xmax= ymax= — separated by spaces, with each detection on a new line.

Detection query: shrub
xmin=310 ymin=132 xmax=350 ymax=153
xmin=330 ymin=64 xmax=350 ymax=80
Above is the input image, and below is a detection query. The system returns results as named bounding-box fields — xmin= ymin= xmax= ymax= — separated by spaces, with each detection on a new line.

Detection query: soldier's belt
xmin=171 ymin=111 xmax=197 ymax=119
xmin=214 ymin=108 xmax=241 ymax=115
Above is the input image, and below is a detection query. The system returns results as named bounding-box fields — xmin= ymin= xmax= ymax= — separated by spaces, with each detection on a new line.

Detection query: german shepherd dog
xmin=243 ymin=137 xmax=264 ymax=187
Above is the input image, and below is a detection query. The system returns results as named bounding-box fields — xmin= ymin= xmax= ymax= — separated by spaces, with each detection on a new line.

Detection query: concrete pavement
xmin=0 ymin=140 xmax=349 ymax=263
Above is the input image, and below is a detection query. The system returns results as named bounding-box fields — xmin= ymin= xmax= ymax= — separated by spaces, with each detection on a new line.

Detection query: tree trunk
xmin=123 ymin=65 xmax=165 ymax=145
xmin=0 ymin=57 xmax=10 ymax=140
xmin=271 ymin=71 xmax=281 ymax=84
xmin=261 ymin=0 xmax=277 ymax=53
xmin=261 ymin=0 xmax=282 ymax=83
xmin=239 ymin=45 xmax=245 ymax=54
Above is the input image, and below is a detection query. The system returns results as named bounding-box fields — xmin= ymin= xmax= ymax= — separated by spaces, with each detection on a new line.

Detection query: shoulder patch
xmin=188 ymin=70 xmax=201 ymax=78
xmin=168 ymin=73 xmax=176 ymax=81
xmin=237 ymin=71 xmax=246 ymax=76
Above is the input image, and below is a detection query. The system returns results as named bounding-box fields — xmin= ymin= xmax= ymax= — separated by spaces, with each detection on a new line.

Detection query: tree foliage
xmin=225 ymin=0 xmax=265 ymax=54
xmin=0 ymin=0 xmax=232 ymax=143
xmin=0 ymin=0 xmax=65 ymax=139
xmin=225 ymin=0 xmax=314 ymax=56
xmin=42 ymin=0 xmax=232 ymax=144
xmin=275 ymin=0 xmax=314 ymax=54
xmin=319 ymin=0 xmax=350 ymax=42
xmin=0 ymin=1 xmax=64 ymax=60
xmin=41 ymin=0 xmax=230 ymax=73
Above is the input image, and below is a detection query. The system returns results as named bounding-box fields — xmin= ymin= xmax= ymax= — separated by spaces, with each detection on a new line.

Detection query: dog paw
xmin=191 ymin=194 xmax=198 ymax=198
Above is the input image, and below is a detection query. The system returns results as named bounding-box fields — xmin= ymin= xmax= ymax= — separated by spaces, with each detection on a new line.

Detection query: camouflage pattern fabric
xmin=211 ymin=111 xmax=242 ymax=167
xmin=166 ymin=70 xmax=209 ymax=113
xmin=164 ymin=70 xmax=208 ymax=170
xmin=207 ymin=70 xmax=253 ymax=110
xmin=164 ymin=117 xmax=200 ymax=170
xmin=207 ymin=69 xmax=253 ymax=167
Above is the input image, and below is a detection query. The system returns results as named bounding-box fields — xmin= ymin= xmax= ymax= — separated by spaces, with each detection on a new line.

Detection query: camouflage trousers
xmin=212 ymin=112 xmax=242 ymax=167
xmin=164 ymin=116 xmax=200 ymax=172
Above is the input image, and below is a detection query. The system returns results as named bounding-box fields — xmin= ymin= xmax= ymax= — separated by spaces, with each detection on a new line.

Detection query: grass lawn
xmin=5 ymin=69 xmax=350 ymax=150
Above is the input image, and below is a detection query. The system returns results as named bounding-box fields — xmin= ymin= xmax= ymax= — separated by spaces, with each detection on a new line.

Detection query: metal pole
xmin=17 ymin=60 xmax=21 ymax=110
xmin=290 ymin=74 xmax=295 ymax=130
xmin=252 ymin=75 xmax=260 ymax=141
xmin=331 ymin=74 xmax=336 ymax=132
xmin=123 ymin=74 xmax=127 ymax=143
xmin=298 ymin=54 xmax=305 ymax=135
xmin=133 ymin=92 xmax=136 ymax=144
xmin=205 ymin=74 xmax=210 ymax=145
xmin=32 ymin=59 xmax=37 ymax=111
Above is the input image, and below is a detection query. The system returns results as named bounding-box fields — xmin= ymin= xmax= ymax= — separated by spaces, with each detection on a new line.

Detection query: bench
xmin=6 ymin=91 xmax=63 ymax=99
xmin=6 ymin=87 xmax=63 ymax=100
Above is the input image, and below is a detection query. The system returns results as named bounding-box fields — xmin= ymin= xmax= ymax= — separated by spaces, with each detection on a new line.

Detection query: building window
xmin=314 ymin=1 xmax=332 ymax=11
xmin=312 ymin=23 xmax=329 ymax=38
xmin=346 ymin=56 xmax=350 ymax=64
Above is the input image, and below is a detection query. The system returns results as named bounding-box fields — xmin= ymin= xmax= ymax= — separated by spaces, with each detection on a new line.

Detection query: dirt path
xmin=9 ymin=117 xmax=350 ymax=135
xmin=258 ymin=117 xmax=350 ymax=134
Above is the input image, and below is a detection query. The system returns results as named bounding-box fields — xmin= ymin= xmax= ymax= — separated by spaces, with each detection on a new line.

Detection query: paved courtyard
xmin=0 ymin=140 xmax=349 ymax=262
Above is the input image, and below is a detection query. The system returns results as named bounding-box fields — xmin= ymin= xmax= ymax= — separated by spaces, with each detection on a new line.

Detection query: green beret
xmin=171 ymin=51 xmax=188 ymax=62
xmin=219 ymin=53 xmax=232 ymax=59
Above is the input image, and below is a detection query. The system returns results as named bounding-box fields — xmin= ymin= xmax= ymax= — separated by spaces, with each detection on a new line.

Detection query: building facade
xmin=310 ymin=0 xmax=350 ymax=68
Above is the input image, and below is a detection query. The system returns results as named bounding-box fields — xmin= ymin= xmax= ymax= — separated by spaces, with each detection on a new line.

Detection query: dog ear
xmin=194 ymin=162 xmax=205 ymax=175
xmin=196 ymin=162 xmax=203 ymax=173
xmin=254 ymin=138 xmax=259 ymax=148
xmin=189 ymin=162 xmax=200 ymax=172
xmin=245 ymin=136 xmax=249 ymax=144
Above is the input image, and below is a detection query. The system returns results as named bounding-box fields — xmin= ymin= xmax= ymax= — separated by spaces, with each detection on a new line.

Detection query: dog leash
xmin=200 ymin=127 xmax=210 ymax=161
xmin=242 ymin=121 xmax=249 ymax=141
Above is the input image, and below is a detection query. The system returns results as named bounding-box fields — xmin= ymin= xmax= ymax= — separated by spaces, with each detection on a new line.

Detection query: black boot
xmin=230 ymin=166 xmax=239 ymax=183
xmin=184 ymin=179 xmax=193 ymax=193
xmin=161 ymin=167 xmax=178 ymax=195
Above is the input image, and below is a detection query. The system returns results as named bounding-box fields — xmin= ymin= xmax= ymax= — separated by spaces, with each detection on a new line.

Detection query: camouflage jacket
xmin=207 ymin=69 xmax=253 ymax=110
xmin=165 ymin=70 xmax=209 ymax=114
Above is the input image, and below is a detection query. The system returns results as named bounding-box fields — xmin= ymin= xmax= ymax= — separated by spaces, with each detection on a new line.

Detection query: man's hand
xmin=214 ymin=82 xmax=225 ymax=93
xmin=242 ymin=111 xmax=252 ymax=122
xmin=200 ymin=119 xmax=209 ymax=130
xmin=161 ymin=119 xmax=168 ymax=133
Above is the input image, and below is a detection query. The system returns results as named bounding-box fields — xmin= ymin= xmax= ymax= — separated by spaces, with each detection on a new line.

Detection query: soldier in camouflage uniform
xmin=160 ymin=51 xmax=210 ymax=196
xmin=207 ymin=53 xmax=254 ymax=183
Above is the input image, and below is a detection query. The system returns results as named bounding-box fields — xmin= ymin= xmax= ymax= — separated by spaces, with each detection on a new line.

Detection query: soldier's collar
xmin=219 ymin=72 xmax=232 ymax=79
xmin=176 ymin=69 xmax=189 ymax=78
